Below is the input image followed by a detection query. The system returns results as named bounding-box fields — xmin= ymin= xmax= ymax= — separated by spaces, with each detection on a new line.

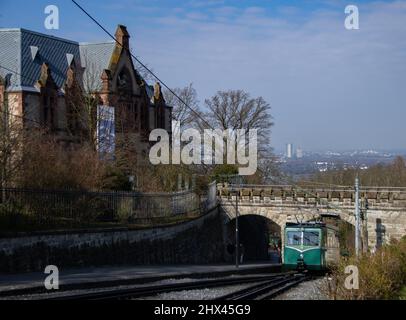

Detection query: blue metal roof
xmin=0 ymin=28 xmax=81 ymax=90
xmin=0 ymin=28 xmax=153 ymax=95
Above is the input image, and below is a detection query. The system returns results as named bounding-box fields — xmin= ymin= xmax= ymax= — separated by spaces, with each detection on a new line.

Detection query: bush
xmin=0 ymin=202 xmax=31 ymax=232
xmin=116 ymin=197 xmax=134 ymax=222
xmin=327 ymin=237 xmax=406 ymax=299
xmin=17 ymin=133 xmax=106 ymax=190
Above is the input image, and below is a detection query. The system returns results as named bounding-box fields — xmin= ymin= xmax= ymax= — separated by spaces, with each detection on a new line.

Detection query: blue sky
xmin=1 ymin=0 xmax=405 ymax=152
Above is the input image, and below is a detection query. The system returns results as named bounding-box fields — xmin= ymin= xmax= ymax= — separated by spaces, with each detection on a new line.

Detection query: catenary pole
xmin=355 ymin=176 xmax=360 ymax=256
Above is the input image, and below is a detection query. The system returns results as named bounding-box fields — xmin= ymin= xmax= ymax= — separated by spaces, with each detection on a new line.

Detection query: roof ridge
xmin=0 ymin=28 xmax=80 ymax=45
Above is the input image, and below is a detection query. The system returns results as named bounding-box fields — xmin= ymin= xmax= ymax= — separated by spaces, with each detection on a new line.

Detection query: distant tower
xmin=286 ymin=143 xmax=293 ymax=159
xmin=296 ymin=147 xmax=303 ymax=159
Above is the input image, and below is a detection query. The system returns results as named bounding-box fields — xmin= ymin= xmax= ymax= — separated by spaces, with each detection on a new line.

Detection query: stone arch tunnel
xmin=225 ymin=215 xmax=282 ymax=263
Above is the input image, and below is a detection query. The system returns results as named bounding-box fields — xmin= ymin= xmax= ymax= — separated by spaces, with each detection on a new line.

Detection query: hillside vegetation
xmin=306 ymin=156 xmax=406 ymax=187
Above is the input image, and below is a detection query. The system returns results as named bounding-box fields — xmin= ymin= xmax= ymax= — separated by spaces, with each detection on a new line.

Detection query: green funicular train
xmin=284 ymin=221 xmax=338 ymax=271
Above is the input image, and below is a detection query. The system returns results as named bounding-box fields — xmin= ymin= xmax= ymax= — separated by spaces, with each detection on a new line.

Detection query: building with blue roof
xmin=0 ymin=25 xmax=172 ymax=157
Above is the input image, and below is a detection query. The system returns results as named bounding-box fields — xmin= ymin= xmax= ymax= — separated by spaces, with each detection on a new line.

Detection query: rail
xmin=0 ymin=187 xmax=216 ymax=231
xmin=47 ymin=273 xmax=295 ymax=300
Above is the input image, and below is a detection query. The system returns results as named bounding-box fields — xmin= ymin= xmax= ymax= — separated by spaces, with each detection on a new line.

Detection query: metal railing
xmin=0 ymin=187 xmax=215 ymax=230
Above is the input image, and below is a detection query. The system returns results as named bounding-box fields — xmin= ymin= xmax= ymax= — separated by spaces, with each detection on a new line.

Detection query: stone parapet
xmin=218 ymin=185 xmax=406 ymax=210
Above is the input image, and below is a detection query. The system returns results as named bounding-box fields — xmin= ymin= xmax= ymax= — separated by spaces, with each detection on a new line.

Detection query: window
xmin=287 ymin=231 xmax=302 ymax=246
xmin=303 ymin=231 xmax=320 ymax=247
xmin=117 ymin=68 xmax=132 ymax=95
xmin=41 ymin=90 xmax=57 ymax=129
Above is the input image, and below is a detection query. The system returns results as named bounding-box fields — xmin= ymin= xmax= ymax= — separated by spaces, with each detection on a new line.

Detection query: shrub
xmin=327 ymin=237 xmax=406 ymax=299
xmin=17 ymin=133 xmax=106 ymax=190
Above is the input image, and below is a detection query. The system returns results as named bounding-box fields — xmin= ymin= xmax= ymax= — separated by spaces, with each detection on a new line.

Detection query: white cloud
xmin=132 ymin=1 xmax=406 ymax=150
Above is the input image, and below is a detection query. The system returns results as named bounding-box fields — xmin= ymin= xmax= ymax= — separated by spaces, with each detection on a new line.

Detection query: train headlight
xmin=300 ymin=253 xmax=304 ymax=259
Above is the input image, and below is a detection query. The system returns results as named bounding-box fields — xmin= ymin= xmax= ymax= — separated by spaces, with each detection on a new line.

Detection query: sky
xmin=0 ymin=0 xmax=405 ymax=152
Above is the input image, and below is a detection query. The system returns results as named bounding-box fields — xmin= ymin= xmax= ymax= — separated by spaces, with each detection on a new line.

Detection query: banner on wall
xmin=97 ymin=105 xmax=115 ymax=157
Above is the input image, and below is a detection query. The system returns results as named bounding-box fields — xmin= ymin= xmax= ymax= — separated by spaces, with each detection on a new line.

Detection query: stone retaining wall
xmin=0 ymin=207 xmax=226 ymax=273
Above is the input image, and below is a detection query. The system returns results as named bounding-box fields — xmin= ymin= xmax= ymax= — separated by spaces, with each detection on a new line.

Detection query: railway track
xmin=46 ymin=272 xmax=300 ymax=300
xmin=215 ymin=273 xmax=309 ymax=300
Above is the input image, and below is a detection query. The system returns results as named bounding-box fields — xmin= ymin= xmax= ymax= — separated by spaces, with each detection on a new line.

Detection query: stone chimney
xmin=115 ymin=25 xmax=130 ymax=49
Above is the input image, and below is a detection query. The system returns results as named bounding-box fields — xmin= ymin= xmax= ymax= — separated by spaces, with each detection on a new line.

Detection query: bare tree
xmin=306 ymin=156 xmax=406 ymax=187
xmin=65 ymin=55 xmax=98 ymax=147
xmin=203 ymin=90 xmax=275 ymax=181
xmin=200 ymin=90 xmax=274 ymax=170
xmin=0 ymin=93 xmax=24 ymax=193
xmin=202 ymin=90 xmax=272 ymax=144
xmin=163 ymin=83 xmax=202 ymax=130
xmin=133 ymin=55 xmax=156 ymax=83
xmin=65 ymin=54 xmax=115 ymax=151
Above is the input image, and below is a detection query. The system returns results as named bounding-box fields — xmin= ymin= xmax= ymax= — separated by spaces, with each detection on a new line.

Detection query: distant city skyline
xmin=1 ymin=0 xmax=405 ymax=151
xmin=275 ymin=145 xmax=406 ymax=155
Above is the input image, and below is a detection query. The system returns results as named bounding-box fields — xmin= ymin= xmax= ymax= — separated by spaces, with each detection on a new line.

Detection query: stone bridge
xmin=218 ymin=184 xmax=406 ymax=251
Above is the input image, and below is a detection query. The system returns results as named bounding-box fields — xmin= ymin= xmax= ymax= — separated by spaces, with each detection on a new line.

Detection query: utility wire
xmin=71 ymin=0 xmax=214 ymax=131
xmin=2 ymin=2 xmax=361 ymax=213
xmin=3 ymin=3 xmax=355 ymax=189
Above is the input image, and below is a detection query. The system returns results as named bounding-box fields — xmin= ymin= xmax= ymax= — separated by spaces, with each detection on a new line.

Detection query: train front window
xmin=303 ymin=231 xmax=320 ymax=246
xmin=287 ymin=231 xmax=302 ymax=245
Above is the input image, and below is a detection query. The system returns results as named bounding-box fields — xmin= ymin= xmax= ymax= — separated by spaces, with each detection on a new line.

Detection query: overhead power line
xmin=71 ymin=0 xmax=214 ymax=131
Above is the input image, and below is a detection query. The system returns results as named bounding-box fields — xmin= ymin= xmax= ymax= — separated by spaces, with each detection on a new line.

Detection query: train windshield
xmin=303 ymin=231 xmax=320 ymax=246
xmin=287 ymin=231 xmax=302 ymax=245
xmin=286 ymin=230 xmax=320 ymax=246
